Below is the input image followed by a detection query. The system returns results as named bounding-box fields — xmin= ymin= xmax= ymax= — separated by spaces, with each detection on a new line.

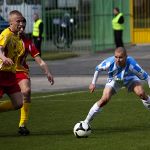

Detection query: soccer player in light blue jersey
xmin=84 ymin=47 xmax=150 ymax=125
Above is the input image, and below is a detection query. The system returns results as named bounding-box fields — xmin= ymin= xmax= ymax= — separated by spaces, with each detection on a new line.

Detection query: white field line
xmin=31 ymin=91 xmax=131 ymax=102
xmin=31 ymin=90 xmax=88 ymax=100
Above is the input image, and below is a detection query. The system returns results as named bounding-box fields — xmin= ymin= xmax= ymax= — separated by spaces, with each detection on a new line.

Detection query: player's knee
xmin=22 ymin=87 xmax=31 ymax=97
xmin=14 ymin=101 xmax=23 ymax=110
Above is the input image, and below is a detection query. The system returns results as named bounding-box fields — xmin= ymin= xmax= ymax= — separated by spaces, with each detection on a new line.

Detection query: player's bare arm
xmin=89 ymin=83 xmax=95 ymax=93
xmin=34 ymin=56 xmax=54 ymax=85
xmin=89 ymin=70 xmax=99 ymax=93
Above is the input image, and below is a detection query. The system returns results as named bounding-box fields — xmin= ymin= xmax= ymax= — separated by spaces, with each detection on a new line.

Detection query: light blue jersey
xmin=95 ymin=56 xmax=148 ymax=86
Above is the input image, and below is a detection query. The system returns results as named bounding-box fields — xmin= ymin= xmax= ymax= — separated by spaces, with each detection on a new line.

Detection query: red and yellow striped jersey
xmin=16 ymin=36 xmax=40 ymax=73
xmin=0 ymin=28 xmax=24 ymax=72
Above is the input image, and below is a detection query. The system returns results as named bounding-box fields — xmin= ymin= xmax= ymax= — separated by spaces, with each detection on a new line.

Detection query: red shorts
xmin=16 ymin=72 xmax=30 ymax=83
xmin=0 ymin=71 xmax=21 ymax=97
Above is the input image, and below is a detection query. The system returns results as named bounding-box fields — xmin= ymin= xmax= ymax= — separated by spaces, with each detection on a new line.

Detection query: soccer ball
xmin=73 ymin=121 xmax=91 ymax=138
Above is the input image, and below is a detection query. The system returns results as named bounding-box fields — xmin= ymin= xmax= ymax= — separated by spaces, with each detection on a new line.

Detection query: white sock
xmin=142 ymin=96 xmax=150 ymax=110
xmin=84 ymin=102 xmax=102 ymax=124
xmin=147 ymin=96 xmax=150 ymax=103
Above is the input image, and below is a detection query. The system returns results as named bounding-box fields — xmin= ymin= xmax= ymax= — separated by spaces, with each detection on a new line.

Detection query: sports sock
xmin=0 ymin=100 xmax=15 ymax=112
xmin=142 ymin=96 xmax=150 ymax=110
xmin=19 ymin=102 xmax=30 ymax=127
xmin=84 ymin=102 xmax=102 ymax=124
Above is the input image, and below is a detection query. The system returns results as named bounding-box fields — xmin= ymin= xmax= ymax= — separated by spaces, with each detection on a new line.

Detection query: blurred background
xmin=0 ymin=0 xmax=149 ymax=52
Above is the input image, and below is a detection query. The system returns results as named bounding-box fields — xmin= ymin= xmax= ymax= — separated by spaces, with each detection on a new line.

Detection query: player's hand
xmin=47 ymin=72 xmax=54 ymax=85
xmin=2 ymin=57 xmax=14 ymax=66
xmin=89 ymin=83 xmax=95 ymax=93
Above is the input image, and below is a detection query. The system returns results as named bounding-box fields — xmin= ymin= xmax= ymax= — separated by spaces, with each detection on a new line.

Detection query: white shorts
xmin=105 ymin=77 xmax=141 ymax=93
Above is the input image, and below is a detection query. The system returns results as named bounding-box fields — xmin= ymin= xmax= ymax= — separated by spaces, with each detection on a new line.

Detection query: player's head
xmin=114 ymin=47 xmax=127 ymax=67
xmin=8 ymin=10 xmax=23 ymax=34
xmin=19 ymin=17 xmax=26 ymax=36
xmin=113 ymin=7 xmax=120 ymax=15
xmin=33 ymin=13 xmax=39 ymax=21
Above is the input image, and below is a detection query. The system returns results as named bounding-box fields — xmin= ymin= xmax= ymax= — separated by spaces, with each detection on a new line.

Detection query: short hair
xmin=9 ymin=10 xmax=22 ymax=17
xmin=8 ymin=10 xmax=22 ymax=22
xmin=114 ymin=7 xmax=120 ymax=13
xmin=115 ymin=47 xmax=127 ymax=56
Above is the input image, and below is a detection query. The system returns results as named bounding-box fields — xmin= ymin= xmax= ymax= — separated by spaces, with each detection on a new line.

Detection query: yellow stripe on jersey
xmin=0 ymin=28 xmax=24 ymax=72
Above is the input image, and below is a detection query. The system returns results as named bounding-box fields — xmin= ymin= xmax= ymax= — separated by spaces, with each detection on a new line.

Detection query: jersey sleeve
xmin=27 ymin=39 xmax=40 ymax=58
xmin=0 ymin=28 xmax=11 ymax=48
xmin=95 ymin=57 xmax=112 ymax=72
xmin=128 ymin=57 xmax=148 ymax=80
xmin=91 ymin=70 xmax=99 ymax=84
xmin=92 ymin=57 xmax=113 ymax=84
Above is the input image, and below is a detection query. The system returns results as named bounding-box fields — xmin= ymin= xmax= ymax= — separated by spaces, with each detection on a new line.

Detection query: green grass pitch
xmin=0 ymin=86 xmax=150 ymax=150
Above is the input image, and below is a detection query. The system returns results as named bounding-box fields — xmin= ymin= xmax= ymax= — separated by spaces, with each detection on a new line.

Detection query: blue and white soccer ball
xmin=73 ymin=121 xmax=91 ymax=138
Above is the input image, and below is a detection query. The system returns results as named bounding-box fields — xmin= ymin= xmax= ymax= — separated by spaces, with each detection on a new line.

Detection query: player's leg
xmin=0 ymin=72 xmax=23 ymax=112
xmin=0 ymin=88 xmax=14 ymax=112
xmin=0 ymin=84 xmax=23 ymax=112
xmin=18 ymin=78 xmax=31 ymax=135
xmin=0 ymin=100 xmax=15 ymax=112
xmin=84 ymin=86 xmax=114 ymax=124
xmin=8 ymin=92 xmax=23 ymax=109
xmin=132 ymin=81 xmax=150 ymax=109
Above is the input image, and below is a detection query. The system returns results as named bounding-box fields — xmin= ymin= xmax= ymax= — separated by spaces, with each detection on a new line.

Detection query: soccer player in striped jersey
xmin=0 ymin=10 xmax=24 ymax=112
xmin=84 ymin=47 xmax=150 ymax=125
xmin=16 ymin=17 xmax=54 ymax=135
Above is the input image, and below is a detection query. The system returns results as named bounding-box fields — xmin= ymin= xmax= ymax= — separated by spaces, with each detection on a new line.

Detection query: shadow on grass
xmin=0 ymin=129 xmax=72 ymax=138
xmin=93 ymin=124 xmax=150 ymax=135
xmin=0 ymin=124 xmax=150 ymax=138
